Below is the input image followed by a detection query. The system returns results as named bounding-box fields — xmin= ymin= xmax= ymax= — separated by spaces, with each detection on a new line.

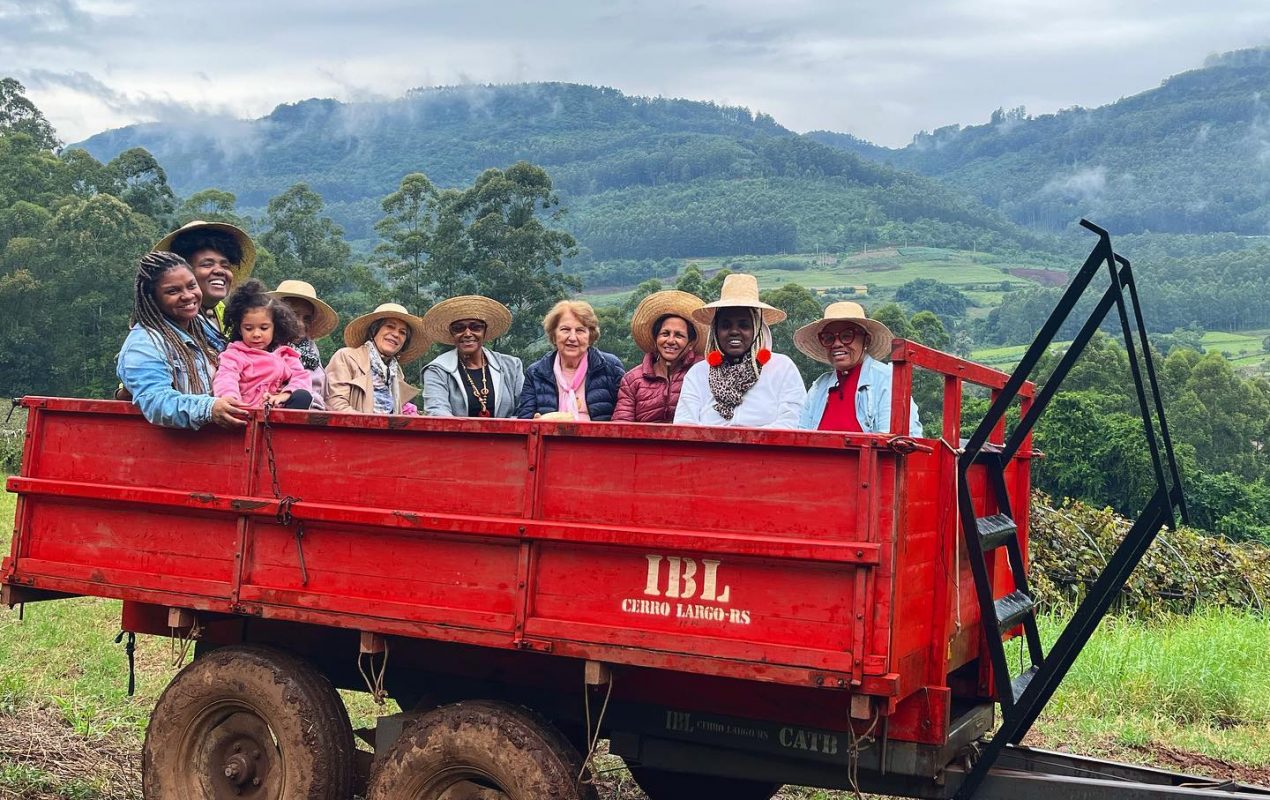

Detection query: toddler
xmin=213 ymin=280 xmax=313 ymax=409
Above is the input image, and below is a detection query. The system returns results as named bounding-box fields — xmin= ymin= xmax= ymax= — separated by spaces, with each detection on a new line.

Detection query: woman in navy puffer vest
xmin=518 ymin=300 xmax=626 ymax=421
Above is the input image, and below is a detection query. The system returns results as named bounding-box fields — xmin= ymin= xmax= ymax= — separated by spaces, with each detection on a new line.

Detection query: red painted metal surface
xmin=3 ymin=340 xmax=1034 ymax=748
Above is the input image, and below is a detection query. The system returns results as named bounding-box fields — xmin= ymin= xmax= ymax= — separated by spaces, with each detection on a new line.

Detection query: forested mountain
xmin=807 ymin=48 xmax=1270 ymax=236
xmin=75 ymin=83 xmax=1050 ymax=259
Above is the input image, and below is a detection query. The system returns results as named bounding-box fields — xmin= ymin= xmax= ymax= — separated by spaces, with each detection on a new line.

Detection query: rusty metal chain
xmin=261 ymin=404 xmax=308 ymax=585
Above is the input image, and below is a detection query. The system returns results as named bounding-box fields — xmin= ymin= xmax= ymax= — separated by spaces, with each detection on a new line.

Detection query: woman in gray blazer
xmin=419 ymin=296 xmax=524 ymax=417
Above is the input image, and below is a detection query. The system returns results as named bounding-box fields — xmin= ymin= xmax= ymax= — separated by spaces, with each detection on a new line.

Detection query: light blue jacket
xmin=421 ymin=347 xmax=525 ymax=418
xmin=798 ymin=355 xmax=923 ymax=437
xmin=116 ymin=321 xmax=218 ymax=429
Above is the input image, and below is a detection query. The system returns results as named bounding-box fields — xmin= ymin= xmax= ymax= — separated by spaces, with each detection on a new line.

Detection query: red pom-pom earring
xmin=756 ymin=348 xmax=771 ymax=366
xmin=707 ymin=350 xmax=724 ymax=367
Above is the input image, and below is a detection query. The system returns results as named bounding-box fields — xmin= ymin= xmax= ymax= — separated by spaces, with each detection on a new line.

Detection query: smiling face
xmin=449 ymin=318 xmax=487 ymax=358
xmin=153 ymin=266 xmax=203 ymax=324
xmin=553 ymin=310 xmax=591 ymax=360
xmin=654 ymin=315 xmax=692 ymax=364
xmin=714 ymin=308 xmax=756 ymax=361
xmin=240 ymin=307 xmax=275 ymax=351
xmin=188 ymin=248 xmax=234 ymax=307
xmin=281 ymin=298 xmax=315 ymax=338
xmin=372 ymin=317 xmax=410 ymax=358
xmin=818 ymin=321 xmax=868 ymax=372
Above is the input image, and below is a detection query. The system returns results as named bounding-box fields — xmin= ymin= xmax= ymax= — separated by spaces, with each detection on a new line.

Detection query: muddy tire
xmin=367 ymin=699 xmax=599 ymax=800
xmin=142 ymin=644 xmax=355 ymax=800
xmin=629 ymin=766 xmax=780 ymax=800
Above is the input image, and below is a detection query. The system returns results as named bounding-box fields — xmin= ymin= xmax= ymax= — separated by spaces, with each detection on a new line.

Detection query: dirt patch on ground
xmin=2 ymin=702 xmax=1265 ymax=799
xmin=1023 ymin=728 xmax=1270 ymax=788
xmin=1008 ymin=267 xmax=1068 ymax=286
xmin=1129 ymin=743 xmax=1270 ymax=787
xmin=0 ymin=703 xmax=139 ymax=799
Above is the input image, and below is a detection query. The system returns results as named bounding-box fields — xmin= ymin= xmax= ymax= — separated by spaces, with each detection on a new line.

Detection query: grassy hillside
xmin=810 ymin=47 xmax=1270 ymax=238
xmin=74 ymin=83 xmax=1053 ymax=260
xmin=972 ymin=329 xmax=1270 ymax=374
xmin=583 ymin=245 xmax=1066 ymax=310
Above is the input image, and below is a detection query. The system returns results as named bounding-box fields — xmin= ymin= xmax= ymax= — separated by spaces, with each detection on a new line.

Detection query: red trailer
xmin=3 ymin=226 xmax=1267 ymax=799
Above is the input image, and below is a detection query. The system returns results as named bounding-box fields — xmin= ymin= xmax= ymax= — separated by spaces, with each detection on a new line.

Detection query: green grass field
xmin=583 ymin=246 xmax=1066 ymax=311
xmin=972 ymin=329 xmax=1270 ymax=373
xmin=1 ymin=486 xmax=1267 ymax=798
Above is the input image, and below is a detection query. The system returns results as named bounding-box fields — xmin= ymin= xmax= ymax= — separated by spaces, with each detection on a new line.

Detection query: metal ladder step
xmin=1008 ymin=665 xmax=1040 ymax=706
xmin=975 ymin=513 xmax=1017 ymax=551
xmin=994 ymin=590 xmax=1035 ymax=635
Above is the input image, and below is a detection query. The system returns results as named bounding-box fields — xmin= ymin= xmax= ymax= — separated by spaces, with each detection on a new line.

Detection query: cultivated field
xmin=0 ymin=487 xmax=1266 ymax=799
xmin=583 ymin=246 xmax=1067 ymax=313
xmin=972 ymin=329 xmax=1270 ymax=374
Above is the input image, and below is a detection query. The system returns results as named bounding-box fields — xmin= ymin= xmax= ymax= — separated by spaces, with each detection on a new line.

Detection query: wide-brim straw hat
xmin=794 ymin=301 xmax=894 ymax=364
xmin=420 ymin=295 xmax=512 ymax=344
xmin=343 ymin=303 xmax=429 ymax=365
xmin=630 ymin=290 xmax=708 ymax=355
xmin=155 ymin=220 xmax=257 ymax=281
xmin=269 ymin=280 xmax=339 ymax=340
xmin=691 ymin=273 xmax=787 ymax=326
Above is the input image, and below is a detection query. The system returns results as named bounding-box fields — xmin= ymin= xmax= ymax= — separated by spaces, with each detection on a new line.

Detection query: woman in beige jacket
xmin=325 ymin=303 xmax=427 ymax=414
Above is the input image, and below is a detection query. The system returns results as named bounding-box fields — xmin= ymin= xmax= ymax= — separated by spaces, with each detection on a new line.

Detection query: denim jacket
xmin=798 ymin=355 xmax=923 ymax=437
xmin=116 ymin=321 xmax=218 ymax=429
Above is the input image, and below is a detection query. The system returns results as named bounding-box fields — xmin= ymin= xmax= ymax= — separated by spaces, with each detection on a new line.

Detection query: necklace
xmin=462 ymin=362 xmax=492 ymax=416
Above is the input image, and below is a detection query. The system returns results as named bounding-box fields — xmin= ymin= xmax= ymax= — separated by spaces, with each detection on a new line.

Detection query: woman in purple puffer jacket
xmin=612 ymin=291 xmax=706 ymax=423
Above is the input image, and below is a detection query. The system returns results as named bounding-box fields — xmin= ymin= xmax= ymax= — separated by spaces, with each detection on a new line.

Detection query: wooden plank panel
xmin=243 ymin=523 xmax=520 ymax=616
xmin=23 ymin=501 xmax=235 ymax=583
xmin=30 ymin=410 xmax=243 ymax=493
xmin=531 ymin=543 xmax=864 ymax=654
xmin=258 ymin=425 xmax=529 ymax=516
xmin=537 ymin=438 xmax=863 ymax=540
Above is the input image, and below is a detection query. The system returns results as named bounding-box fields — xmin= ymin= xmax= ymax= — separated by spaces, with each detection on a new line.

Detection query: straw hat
xmin=793 ymin=301 xmax=894 ymax=364
xmin=155 ymin=220 xmax=257 ymax=280
xmin=630 ymin=290 xmax=708 ymax=354
xmin=691 ymin=273 xmax=786 ymax=326
xmin=420 ymin=295 xmax=512 ymax=344
xmin=269 ymin=280 xmax=339 ymax=340
xmin=343 ymin=303 xmax=429 ymax=364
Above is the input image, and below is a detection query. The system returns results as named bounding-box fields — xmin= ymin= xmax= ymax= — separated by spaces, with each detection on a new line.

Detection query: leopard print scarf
xmin=708 ymin=358 xmax=761 ymax=420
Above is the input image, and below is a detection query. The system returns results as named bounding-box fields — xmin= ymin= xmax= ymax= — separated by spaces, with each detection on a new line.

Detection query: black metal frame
xmin=953 ymin=220 xmax=1189 ymax=799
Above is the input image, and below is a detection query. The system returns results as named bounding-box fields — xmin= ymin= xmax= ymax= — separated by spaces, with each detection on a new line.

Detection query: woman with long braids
xmin=673 ymin=274 xmax=806 ymax=428
xmin=116 ymin=251 xmax=250 ymax=429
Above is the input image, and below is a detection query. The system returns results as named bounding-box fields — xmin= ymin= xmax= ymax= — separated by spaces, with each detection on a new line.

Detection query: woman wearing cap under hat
xmin=419 ymin=295 xmax=524 ymax=418
xmin=795 ymin=302 xmax=922 ymax=436
xmin=324 ymin=303 xmax=425 ymax=414
xmin=673 ymin=274 xmax=806 ymax=428
xmin=156 ymin=220 xmax=257 ymax=348
xmin=270 ymin=280 xmax=339 ymax=411
xmin=612 ymin=290 xmax=705 ymax=423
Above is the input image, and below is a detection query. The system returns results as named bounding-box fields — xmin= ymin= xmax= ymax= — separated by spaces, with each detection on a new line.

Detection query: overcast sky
xmin=4 ymin=0 xmax=1270 ymax=147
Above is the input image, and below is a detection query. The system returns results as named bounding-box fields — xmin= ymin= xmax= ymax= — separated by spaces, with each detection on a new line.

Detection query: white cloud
xmin=3 ymin=0 xmax=1270 ymax=146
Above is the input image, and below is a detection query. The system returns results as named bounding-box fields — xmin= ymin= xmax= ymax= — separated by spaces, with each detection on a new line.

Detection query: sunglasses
xmin=817 ymin=328 xmax=863 ymax=347
xmin=449 ymin=320 xmax=488 ymax=335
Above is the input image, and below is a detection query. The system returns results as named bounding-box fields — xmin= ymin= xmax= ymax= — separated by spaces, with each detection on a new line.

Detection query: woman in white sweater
xmin=674 ymin=274 xmax=806 ymax=428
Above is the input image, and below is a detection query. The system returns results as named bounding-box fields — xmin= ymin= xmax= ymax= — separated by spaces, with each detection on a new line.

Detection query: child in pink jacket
xmin=213 ymin=280 xmax=313 ymax=409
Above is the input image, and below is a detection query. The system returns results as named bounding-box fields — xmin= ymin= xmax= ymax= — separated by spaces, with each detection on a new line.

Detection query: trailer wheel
xmin=629 ymin=766 xmax=780 ymax=800
xmin=142 ymin=644 xmax=355 ymax=800
xmin=367 ymin=699 xmax=599 ymax=800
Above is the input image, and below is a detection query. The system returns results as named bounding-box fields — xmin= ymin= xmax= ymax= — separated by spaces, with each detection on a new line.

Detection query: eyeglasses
xmin=817 ymin=328 xmax=862 ymax=347
xmin=449 ymin=320 xmax=487 ymax=335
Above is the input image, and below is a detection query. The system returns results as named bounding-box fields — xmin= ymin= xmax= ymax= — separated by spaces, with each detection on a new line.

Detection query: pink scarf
xmin=553 ymin=350 xmax=590 ymax=420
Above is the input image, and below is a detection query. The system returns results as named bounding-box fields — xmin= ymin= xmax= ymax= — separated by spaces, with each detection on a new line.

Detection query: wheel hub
xmin=202 ymin=712 xmax=277 ymax=798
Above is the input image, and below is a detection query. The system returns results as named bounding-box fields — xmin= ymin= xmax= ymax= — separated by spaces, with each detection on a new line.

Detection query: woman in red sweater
xmin=612 ymin=291 xmax=706 ymax=423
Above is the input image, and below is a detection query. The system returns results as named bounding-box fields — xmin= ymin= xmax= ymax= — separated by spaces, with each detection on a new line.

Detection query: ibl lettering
xmin=643 ymin=555 xmax=731 ymax=603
